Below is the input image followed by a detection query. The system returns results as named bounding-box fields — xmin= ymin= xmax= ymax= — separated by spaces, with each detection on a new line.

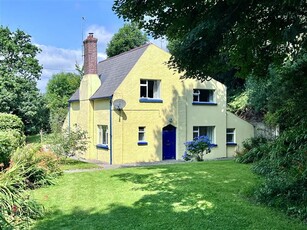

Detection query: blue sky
xmin=0 ymin=0 xmax=166 ymax=92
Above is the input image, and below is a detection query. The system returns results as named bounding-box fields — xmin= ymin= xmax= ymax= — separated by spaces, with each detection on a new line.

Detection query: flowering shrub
xmin=48 ymin=125 xmax=88 ymax=157
xmin=183 ymin=136 xmax=212 ymax=161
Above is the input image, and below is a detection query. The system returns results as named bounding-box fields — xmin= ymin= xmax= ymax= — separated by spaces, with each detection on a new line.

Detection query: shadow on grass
xmin=32 ymin=162 xmax=304 ymax=230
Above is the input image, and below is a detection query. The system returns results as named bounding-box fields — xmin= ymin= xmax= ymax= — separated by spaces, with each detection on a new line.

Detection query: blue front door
xmin=162 ymin=125 xmax=176 ymax=160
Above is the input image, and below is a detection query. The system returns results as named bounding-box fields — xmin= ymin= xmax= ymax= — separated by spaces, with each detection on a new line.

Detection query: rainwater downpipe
xmin=68 ymin=102 xmax=71 ymax=134
xmin=109 ymin=96 xmax=113 ymax=165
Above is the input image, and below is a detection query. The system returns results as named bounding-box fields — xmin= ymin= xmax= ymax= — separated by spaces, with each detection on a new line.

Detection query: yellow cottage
xmin=67 ymin=33 xmax=254 ymax=165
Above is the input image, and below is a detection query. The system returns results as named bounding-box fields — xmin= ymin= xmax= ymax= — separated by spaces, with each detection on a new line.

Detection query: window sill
xmin=96 ymin=144 xmax=109 ymax=150
xmin=192 ymin=102 xmax=217 ymax=105
xmin=139 ymin=98 xmax=163 ymax=103
xmin=226 ymin=142 xmax=237 ymax=146
xmin=210 ymin=144 xmax=218 ymax=148
xmin=138 ymin=141 xmax=148 ymax=145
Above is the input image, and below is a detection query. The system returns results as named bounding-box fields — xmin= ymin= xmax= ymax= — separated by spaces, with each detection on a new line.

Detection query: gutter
xmin=109 ymin=95 xmax=113 ymax=165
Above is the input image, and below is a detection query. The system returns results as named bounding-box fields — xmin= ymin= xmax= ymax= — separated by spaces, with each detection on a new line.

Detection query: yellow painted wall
xmin=226 ymin=112 xmax=255 ymax=157
xmin=111 ymin=45 xmax=177 ymax=164
xmin=92 ymin=98 xmax=111 ymax=163
xmin=73 ymin=74 xmax=100 ymax=159
xmin=182 ymin=79 xmax=227 ymax=159
xmin=110 ymin=44 xmax=230 ymax=164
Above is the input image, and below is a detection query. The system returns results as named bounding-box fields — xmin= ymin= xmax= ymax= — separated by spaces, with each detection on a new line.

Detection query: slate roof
xmin=68 ymin=88 xmax=79 ymax=102
xmin=68 ymin=43 xmax=150 ymax=102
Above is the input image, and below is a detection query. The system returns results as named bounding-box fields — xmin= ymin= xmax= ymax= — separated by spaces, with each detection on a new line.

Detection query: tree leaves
xmin=113 ymin=0 xmax=307 ymax=80
xmin=106 ymin=23 xmax=148 ymax=57
xmin=0 ymin=27 xmax=47 ymax=134
xmin=0 ymin=26 xmax=42 ymax=81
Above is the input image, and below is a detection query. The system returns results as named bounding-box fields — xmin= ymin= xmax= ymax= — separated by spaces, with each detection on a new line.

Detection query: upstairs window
xmin=140 ymin=80 xmax=161 ymax=99
xmin=98 ymin=125 xmax=108 ymax=145
xmin=226 ymin=128 xmax=236 ymax=144
xmin=193 ymin=126 xmax=215 ymax=143
xmin=193 ymin=89 xmax=214 ymax=103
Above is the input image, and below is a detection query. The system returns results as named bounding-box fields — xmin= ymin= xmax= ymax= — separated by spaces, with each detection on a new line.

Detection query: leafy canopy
xmin=0 ymin=26 xmax=42 ymax=81
xmin=113 ymin=1 xmax=306 ymax=80
xmin=106 ymin=23 xmax=148 ymax=57
xmin=45 ymin=72 xmax=81 ymax=132
xmin=0 ymin=26 xmax=48 ymax=134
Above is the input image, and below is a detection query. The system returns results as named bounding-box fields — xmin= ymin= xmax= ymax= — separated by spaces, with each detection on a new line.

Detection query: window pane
xmin=98 ymin=125 xmax=108 ymax=145
xmin=226 ymin=128 xmax=235 ymax=143
xmin=148 ymin=80 xmax=154 ymax=98
xmin=194 ymin=126 xmax=214 ymax=143
xmin=199 ymin=126 xmax=207 ymax=136
xmin=102 ymin=130 xmax=107 ymax=144
xmin=153 ymin=81 xmax=160 ymax=98
xmin=227 ymin=128 xmax=235 ymax=134
xmin=98 ymin=126 xmax=102 ymax=144
xmin=227 ymin=134 xmax=234 ymax=143
xmin=194 ymin=89 xmax=214 ymax=102
xmin=138 ymin=127 xmax=145 ymax=141
xmin=140 ymin=85 xmax=147 ymax=97
xmin=139 ymin=133 xmax=145 ymax=141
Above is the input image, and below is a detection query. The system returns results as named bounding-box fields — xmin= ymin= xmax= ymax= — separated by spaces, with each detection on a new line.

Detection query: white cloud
xmin=36 ymin=45 xmax=78 ymax=93
xmin=84 ymin=24 xmax=112 ymax=61
xmin=85 ymin=24 xmax=113 ymax=46
xmin=35 ymin=43 xmax=107 ymax=93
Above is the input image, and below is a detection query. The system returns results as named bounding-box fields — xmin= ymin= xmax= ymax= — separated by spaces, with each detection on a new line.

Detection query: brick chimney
xmin=83 ymin=33 xmax=98 ymax=75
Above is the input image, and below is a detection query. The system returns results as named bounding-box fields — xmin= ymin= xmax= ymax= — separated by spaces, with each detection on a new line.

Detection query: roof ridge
xmin=99 ymin=43 xmax=152 ymax=63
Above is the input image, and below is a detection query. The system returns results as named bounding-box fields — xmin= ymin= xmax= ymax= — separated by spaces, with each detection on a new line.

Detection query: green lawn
xmin=31 ymin=161 xmax=306 ymax=230
xmin=59 ymin=158 xmax=100 ymax=171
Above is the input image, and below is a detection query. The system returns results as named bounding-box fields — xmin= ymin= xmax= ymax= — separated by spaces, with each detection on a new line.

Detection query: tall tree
xmin=0 ymin=26 xmax=42 ymax=81
xmin=106 ymin=23 xmax=148 ymax=57
xmin=0 ymin=26 xmax=48 ymax=134
xmin=113 ymin=1 xmax=306 ymax=80
xmin=45 ymin=72 xmax=81 ymax=132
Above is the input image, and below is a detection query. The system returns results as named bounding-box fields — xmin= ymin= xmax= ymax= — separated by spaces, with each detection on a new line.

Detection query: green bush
xmin=0 ymin=130 xmax=23 ymax=169
xmin=0 ymin=113 xmax=26 ymax=169
xmin=251 ymin=124 xmax=307 ymax=221
xmin=11 ymin=145 xmax=62 ymax=188
xmin=235 ymin=136 xmax=268 ymax=163
xmin=47 ymin=125 xmax=88 ymax=157
xmin=0 ymin=113 xmax=24 ymax=133
xmin=0 ymin=162 xmax=44 ymax=229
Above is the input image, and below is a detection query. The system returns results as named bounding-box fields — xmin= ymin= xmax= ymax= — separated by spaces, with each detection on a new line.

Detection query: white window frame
xmin=98 ymin=125 xmax=108 ymax=145
xmin=193 ymin=89 xmax=214 ymax=102
xmin=226 ymin=128 xmax=236 ymax=143
xmin=193 ymin=126 xmax=215 ymax=143
xmin=138 ymin=126 xmax=146 ymax=142
xmin=140 ymin=79 xmax=161 ymax=99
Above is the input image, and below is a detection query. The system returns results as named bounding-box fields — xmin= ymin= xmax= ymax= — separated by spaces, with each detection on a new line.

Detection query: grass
xmin=31 ymin=160 xmax=306 ymax=230
xmin=26 ymin=134 xmax=42 ymax=144
xmin=58 ymin=158 xmax=100 ymax=171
